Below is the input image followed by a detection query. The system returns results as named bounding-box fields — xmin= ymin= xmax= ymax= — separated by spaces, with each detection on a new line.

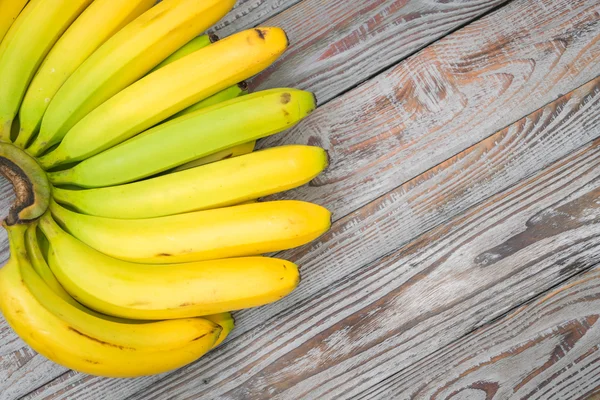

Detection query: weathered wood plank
xmin=259 ymin=0 xmax=600 ymax=220
xmin=358 ymin=264 xmax=600 ymax=400
xmin=251 ymin=0 xmax=509 ymax=103
xmin=26 ymin=79 xmax=600 ymax=398
xmin=210 ymin=0 xmax=301 ymax=38
xmin=120 ymin=133 xmax=600 ymax=399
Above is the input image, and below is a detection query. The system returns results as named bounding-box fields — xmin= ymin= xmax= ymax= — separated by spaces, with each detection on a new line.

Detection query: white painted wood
xmin=118 ymin=135 xmax=600 ymax=399
xmin=252 ymin=0 xmax=509 ymax=103
xmin=257 ymin=0 xmax=600 ymax=221
xmin=359 ymin=265 xmax=600 ymax=400
xmin=25 ymin=74 xmax=600 ymax=400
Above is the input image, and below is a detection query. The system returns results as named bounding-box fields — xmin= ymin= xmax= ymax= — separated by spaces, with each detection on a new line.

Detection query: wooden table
xmin=2 ymin=0 xmax=600 ymax=398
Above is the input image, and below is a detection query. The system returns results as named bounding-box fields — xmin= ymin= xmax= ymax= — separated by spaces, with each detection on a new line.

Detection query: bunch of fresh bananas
xmin=0 ymin=0 xmax=330 ymax=377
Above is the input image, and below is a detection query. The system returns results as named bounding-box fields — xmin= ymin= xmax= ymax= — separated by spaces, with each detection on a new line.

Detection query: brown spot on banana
xmin=280 ymin=93 xmax=291 ymax=104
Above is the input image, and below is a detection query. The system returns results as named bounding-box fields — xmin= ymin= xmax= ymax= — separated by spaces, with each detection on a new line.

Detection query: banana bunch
xmin=0 ymin=0 xmax=330 ymax=378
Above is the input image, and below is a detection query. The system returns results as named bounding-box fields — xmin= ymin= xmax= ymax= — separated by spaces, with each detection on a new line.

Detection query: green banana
xmin=27 ymin=0 xmax=236 ymax=156
xmin=38 ymin=27 xmax=289 ymax=168
xmin=0 ymin=0 xmax=92 ymax=142
xmin=48 ymin=88 xmax=316 ymax=187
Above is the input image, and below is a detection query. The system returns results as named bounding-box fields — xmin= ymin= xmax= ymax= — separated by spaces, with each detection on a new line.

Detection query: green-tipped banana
xmin=38 ymin=215 xmax=300 ymax=320
xmin=15 ymin=0 xmax=156 ymax=148
xmin=53 ymin=145 xmax=327 ymax=218
xmin=28 ymin=0 xmax=236 ymax=156
xmin=0 ymin=0 xmax=92 ymax=142
xmin=50 ymin=199 xmax=331 ymax=264
xmin=48 ymin=88 xmax=316 ymax=187
xmin=39 ymin=28 xmax=288 ymax=168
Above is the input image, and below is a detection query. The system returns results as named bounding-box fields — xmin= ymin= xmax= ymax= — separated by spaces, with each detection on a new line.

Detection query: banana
xmin=52 ymin=145 xmax=328 ymax=218
xmin=15 ymin=0 xmax=156 ymax=148
xmin=0 ymin=224 xmax=221 ymax=377
xmin=172 ymin=81 xmax=248 ymax=119
xmin=27 ymin=0 xmax=236 ymax=156
xmin=38 ymin=214 xmax=301 ymax=320
xmin=27 ymin=223 xmax=234 ymax=346
xmin=38 ymin=27 xmax=289 ymax=168
xmin=48 ymin=88 xmax=317 ymax=187
xmin=49 ymin=198 xmax=330 ymax=263
xmin=25 ymin=223 xmax=134 ymax=323
xmin=150 ymin=34 xmax=216 ymax=72
xmin=204 ymin=313 xmax=234 ymax=347
xmin=0 ymin=0 xmax=28 ymax=44
xmin=172 ymin=140 xmax=255 ymax=172
xmin=0 ymin=0 xmax=92 ymax=142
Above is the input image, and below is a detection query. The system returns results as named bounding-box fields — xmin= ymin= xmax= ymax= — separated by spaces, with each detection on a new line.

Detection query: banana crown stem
xmin=0 ymin=143 xmax=50 ymax=225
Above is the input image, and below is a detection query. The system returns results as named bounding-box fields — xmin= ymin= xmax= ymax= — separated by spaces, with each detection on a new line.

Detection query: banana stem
xmin=0 ymin=143 xmax=50 ymax=224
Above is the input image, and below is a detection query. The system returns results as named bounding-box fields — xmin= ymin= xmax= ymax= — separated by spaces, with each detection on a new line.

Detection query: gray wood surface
xmin=359 ymin=263 xmax=600 ymax=400
xmin=258 ymin=0 xmax=600 ymax=220
xmin=3 ymin=0 xmax=600 ymax=399
xmin=250 ymin=0 xmax=509 ymax=103
xmin=123 ymin=132 xmax=600 ymax=399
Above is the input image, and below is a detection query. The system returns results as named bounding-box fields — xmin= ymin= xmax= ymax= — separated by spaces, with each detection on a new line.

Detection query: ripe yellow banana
xmin=28 ymin=0 xmax=236 ymax=156
xmin=172 ymin=140 xmax=256 ymax=172
xmin=49 ymin=199 xmax=330 ymax=263
xmin=150 ymin=34 xmax=215 ymax=72
xmin=0 ymin=0 xmax=28 ymax=44
xmin=15 ymin=0 xmax=156 ymax=148
xmin=1 ymin=224 xmax=221 ymax=377
xmin=0 ymin=0 xmax=92 ymax=142
xmin=48 ymin=88 xmax=317 ymax=187
xmin=39 ymin=27 xmax=288 ymax=168
xmin=204 ymin=313 xmax=234 ymax=348
xmin=38 ymin=214 xmax=300 ymax=320
xmin=53 ymin=145 xmax=327 ymax=219
xmin=26 ymin=223 xmax=234 ymax=347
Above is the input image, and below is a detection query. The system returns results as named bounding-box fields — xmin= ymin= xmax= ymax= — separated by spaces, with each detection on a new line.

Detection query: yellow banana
xmin=0 ymin=0 xmax=28 ymax=44
xmin=38 ymin=215 xmax=300 ymax=320
xmin=0 ymin=0 xmax=92 ymax=142
xmin=48 ymin=88 xmax=317 ymax=187
xmin=53 ymin=145 xmax=327 ymax=219
xmin=172 ymin=140 xmax=256 ymax=172
xmin=28 ymin=0 xmax=236 ymax=156
xmin=50 ymin=199 xmax=330 ymax=263
xmin=204 ymin=313 xmax=234 ymax=348
xmin=171 ymin=81 xmax=248 ymax=120
xmin=150 ymin=34 xmax=216 ymax=72
xmin=27 ymin=223 xmax=232 ymax=348
xmin=39 ymin=27 xmax=288 ymax=168
xmin=0 ymin=224 xmax=221 ymax=377
xmin=15 ymin=0 xmax=156 ymax=148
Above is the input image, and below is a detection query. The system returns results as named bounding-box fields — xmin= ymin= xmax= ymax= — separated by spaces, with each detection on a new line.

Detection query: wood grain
xmin=210 ymin=0 xmax=302 ymax=38
xmin=250 ymin=0 xmax=509 ymax=103
xmin=120 ymin=132 xmax=600 ymax=399
xmin=258 ymin=0 xmax=600 ymax=220
xmin=27 ymin=80 xmax=600 ymax=398
xmin=358 ymin=264 xmax=600 ymax=400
